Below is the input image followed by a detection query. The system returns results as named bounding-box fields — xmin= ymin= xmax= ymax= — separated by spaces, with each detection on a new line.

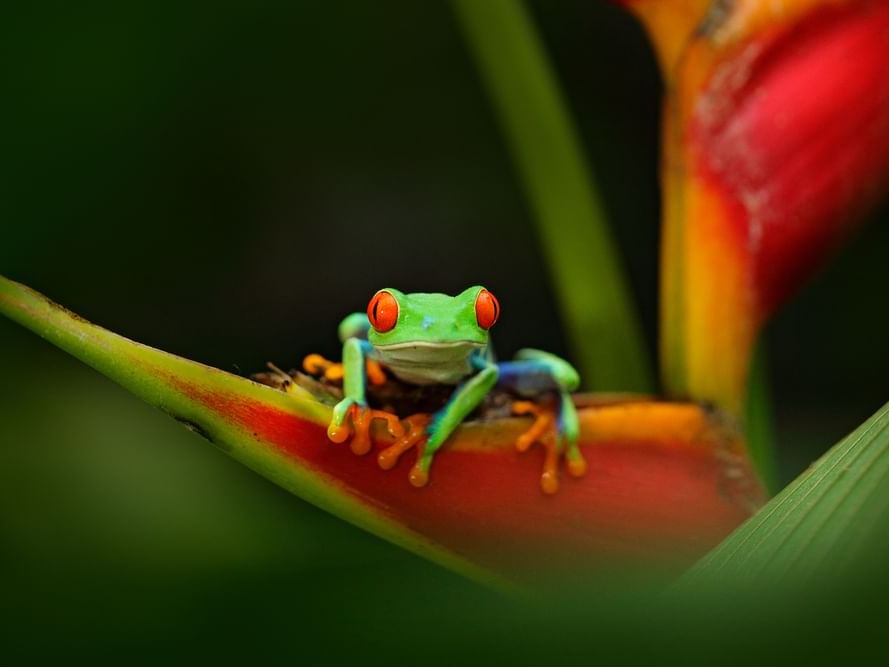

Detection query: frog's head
xmin=365 ymin=286 xmax=499 ymax=353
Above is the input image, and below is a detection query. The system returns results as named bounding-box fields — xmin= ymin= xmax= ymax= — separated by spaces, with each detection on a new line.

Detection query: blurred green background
xmin=2 ymin=0 xmax=888 ymax=660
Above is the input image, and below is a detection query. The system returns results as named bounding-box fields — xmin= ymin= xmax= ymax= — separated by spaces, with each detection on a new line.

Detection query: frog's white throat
xmin=373 ymin=340 xmax=485 ymax=386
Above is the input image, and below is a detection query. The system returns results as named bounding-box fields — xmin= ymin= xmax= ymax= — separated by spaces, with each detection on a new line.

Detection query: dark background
xmin=1 ymin=0 xmax=887 ymax=660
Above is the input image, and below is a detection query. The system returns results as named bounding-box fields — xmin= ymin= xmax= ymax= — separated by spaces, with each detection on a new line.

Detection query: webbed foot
xmin=327 ymin=401 xmax=404 ymax=455
xmin=512 ymin=400 xmax=587 ymax=494
xmin=378 ymin=414 xmax=432 ymax=488
xmin=303 ymin=353 xmax=387 ymax=386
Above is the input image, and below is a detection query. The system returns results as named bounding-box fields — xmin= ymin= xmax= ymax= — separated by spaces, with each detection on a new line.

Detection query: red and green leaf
xmin=0 ymin=275 xmax=764 ymax=588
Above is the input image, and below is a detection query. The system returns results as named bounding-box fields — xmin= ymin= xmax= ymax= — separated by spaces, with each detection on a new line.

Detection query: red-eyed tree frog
xmin=325 ymin=286 xmax=586 ymax=493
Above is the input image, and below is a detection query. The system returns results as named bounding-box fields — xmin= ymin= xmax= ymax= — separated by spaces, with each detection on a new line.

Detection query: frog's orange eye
xmin=367 ymin=290 xmax=398 ymax=333
xmin=475 ymin=289 xmax=499 ymax=330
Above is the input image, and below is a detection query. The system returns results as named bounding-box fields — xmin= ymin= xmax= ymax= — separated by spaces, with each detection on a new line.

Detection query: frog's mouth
xmin=375 ymin=340 xmax=484 ymax=350
xmin=374 ymin=340 xmax=484 ymax=360
xmin=373 ymin=340 xmax=485 ymax=385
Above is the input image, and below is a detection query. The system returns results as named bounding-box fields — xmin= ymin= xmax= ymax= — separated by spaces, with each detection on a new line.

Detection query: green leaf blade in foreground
xmin=680 ymin=400 xmax=889 ymax=587
xmin=452 ymin=0 xmax=652 ymax=393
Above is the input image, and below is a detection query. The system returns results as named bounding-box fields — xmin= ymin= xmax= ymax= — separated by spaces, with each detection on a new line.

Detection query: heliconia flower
xmin=620 ymin=0 xmax=889 ymax=414
xmin=0 ymin=275 xmax=764 ymax=589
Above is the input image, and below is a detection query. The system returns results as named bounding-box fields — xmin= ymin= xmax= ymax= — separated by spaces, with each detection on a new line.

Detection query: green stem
xmin=744 ymin=339 xmax=778 ymax=493
xmin=452 ymin=0 xmax=652 ymax=392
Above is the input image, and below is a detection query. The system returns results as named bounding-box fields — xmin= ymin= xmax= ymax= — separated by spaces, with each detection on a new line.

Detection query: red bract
xmin=0 ymin=276 xmax=764 ymax=588
xmin=624 ymin=0 xmax=889 ymax=414
xmin=694 ymin=1 xmax=889 ymax=314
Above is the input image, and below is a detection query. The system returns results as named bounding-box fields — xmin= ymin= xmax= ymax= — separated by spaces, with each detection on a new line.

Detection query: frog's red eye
xmin=475 ymin=289 xmax=499 ymax=330
xmin=367 ymin=290 xmax=398 ymax=333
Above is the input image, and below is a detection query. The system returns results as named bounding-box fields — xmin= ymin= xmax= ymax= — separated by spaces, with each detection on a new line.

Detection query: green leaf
xmin=452 ymin=0 xmax=652 ymax=393
xmin=680 ymin=400 xmax=889 ymax=587
xmin=743 ymin=340 xmax=778 ymax=491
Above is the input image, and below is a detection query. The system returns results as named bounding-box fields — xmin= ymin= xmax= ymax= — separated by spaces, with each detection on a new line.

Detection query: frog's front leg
xmin=498 ymin=349 xmax=585 ymax=494
xmin=328 ymin=337 xmax=403 ymax=454
xmin=382 ymin=361 xmax=499 ymax=487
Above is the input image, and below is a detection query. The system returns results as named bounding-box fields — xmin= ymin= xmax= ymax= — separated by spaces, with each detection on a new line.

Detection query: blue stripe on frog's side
xmin=496 ymin=359 xmax=562 ymax=395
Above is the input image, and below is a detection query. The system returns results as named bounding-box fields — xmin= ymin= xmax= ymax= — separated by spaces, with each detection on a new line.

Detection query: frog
xmin=316 ymin=286 xmax=586 ymax=494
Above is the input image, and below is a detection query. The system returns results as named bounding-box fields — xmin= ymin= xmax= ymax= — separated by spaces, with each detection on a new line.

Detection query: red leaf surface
xmin=0 ymin=275 xmax=764 ymax=588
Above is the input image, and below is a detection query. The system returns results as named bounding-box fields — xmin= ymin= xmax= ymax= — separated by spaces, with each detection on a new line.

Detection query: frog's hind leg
xmin=512 ymin=400 xmax=561 ymax=494
xmin=557 ymin=390 xmax=586 ymax=477
xmin=498 ymin=349 xmax=586 ymax=493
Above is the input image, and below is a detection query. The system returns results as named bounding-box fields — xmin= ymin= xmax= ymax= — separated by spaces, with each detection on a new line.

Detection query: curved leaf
xmin=0 ymin=275 xmax=764 ymax=588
